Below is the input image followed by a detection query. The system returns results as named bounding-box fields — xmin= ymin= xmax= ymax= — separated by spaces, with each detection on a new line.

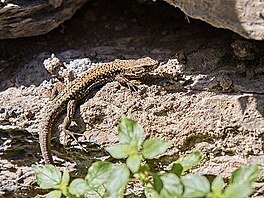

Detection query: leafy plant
xmin=33 ymin=116 xmax=261 ymax=198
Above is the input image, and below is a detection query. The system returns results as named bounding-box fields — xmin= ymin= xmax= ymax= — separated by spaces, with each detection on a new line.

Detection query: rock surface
xmin=164 ymin=0 xmax=264 ymax=40
xmin=0 ymin=0 xmax=87 ymax=39
xmin=0 ymin=0 xmax=264 ymax=40
xmin=0 ymin=0 xmax=263 ymax=197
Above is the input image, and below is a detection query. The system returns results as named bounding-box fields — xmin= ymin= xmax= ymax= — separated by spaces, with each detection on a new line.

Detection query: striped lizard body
xmin=40 ymin=57 xmax=159 ymax=164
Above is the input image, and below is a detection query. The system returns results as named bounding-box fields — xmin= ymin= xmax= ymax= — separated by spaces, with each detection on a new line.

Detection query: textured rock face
xmin=0 ymin=0 xmax=263 ymax=40
xmin=165 ymin=0 xmax=264 ymax=40
xmin=0 ymin=0 xmax=87 ymax=39
xmin=0 ymin=1 xmax=263 ymax=196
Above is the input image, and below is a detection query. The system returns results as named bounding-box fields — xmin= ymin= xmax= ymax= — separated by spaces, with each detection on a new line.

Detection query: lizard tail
xmin=39 ymin=120 xmax=54 ymax=164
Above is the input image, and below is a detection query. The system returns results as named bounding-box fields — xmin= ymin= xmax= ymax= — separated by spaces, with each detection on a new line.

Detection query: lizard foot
xmin=115 ymin=75 xmax=140 ymax=92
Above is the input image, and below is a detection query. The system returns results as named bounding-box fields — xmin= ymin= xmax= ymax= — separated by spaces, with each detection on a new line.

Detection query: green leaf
xmin=230 ymin=164 xmax=260 ymax=185
xmin=136 ymin=164 xmax=150 ymax=183
xmin=68 ymin=178 xmax=89 ymax=196
xmin=160 ymin=173 xmax=183 ymax=198
xmin=142 ymin=140 xmax=172 ymax=159
xmin=46 ymin=190 xmax=62 ymax=198
xmin=153 ymin=174 xmax=163 ymax=193
xmin=182 ymin=174 xmax=210 ymax=197
xmin=145 ymin=184 xmax=161 ymax=198
xmin=84 ymin=186 xmax=105 ymax=198
xmin=105 ymin=164 xmax=130 ymax=197
xmin=59 ymin=169 xmax=70 ymax=196
xmin=126 ymin=153 xmax=142 ymax=173
xmin=105 ymin=144 xmax=131 ymax=159
xmin=223 ymin=183 xmax=254 ymax=198
xmin=171 ymin=163 xmax=183 ymax=177
xmin=174 ymin=151 xmax=202 ymax=173
xmin=32 ymin=165 xmax=62 ymax=189
xmin=211 ymin=176 xmax=224 ymax=195
xmin=85 ymin=161 xmax=113 ymax=188
xmin=118 ymin=116 xmax=143 ymax=148
xmin=60 ymin=169 xmax=70 ymax=187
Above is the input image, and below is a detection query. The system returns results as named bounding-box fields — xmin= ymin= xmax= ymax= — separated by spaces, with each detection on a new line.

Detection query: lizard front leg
xmin=115 ymin=75 xmax=140 ymax=91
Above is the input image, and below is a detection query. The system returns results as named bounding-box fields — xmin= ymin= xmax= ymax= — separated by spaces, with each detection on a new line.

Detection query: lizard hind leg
xmin=59 ymin=100 xmax=87 ymax=151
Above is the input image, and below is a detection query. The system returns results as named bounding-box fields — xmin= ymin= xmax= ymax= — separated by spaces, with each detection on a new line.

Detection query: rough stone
xmin=164 ymin=0 xmax=264 ymax=40
xmin=0 ymin=0 xmax=88 ymax=39
xmin=0 ymin=0 xmax=264 ymax=40
xmin=0 ymin=1 xmax=263 ymax=196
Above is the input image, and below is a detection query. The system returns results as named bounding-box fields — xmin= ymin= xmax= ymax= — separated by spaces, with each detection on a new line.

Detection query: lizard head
xmin=124 ymin=57 xmax=159 ymax=78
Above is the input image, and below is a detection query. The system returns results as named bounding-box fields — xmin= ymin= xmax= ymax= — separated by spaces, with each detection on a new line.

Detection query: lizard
xmin=39 ymin=57 xmax=159 ymax=164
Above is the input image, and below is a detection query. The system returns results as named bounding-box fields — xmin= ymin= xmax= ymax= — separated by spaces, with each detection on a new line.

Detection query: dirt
xmin=0 ymin=0 xmax=263 ymax=197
